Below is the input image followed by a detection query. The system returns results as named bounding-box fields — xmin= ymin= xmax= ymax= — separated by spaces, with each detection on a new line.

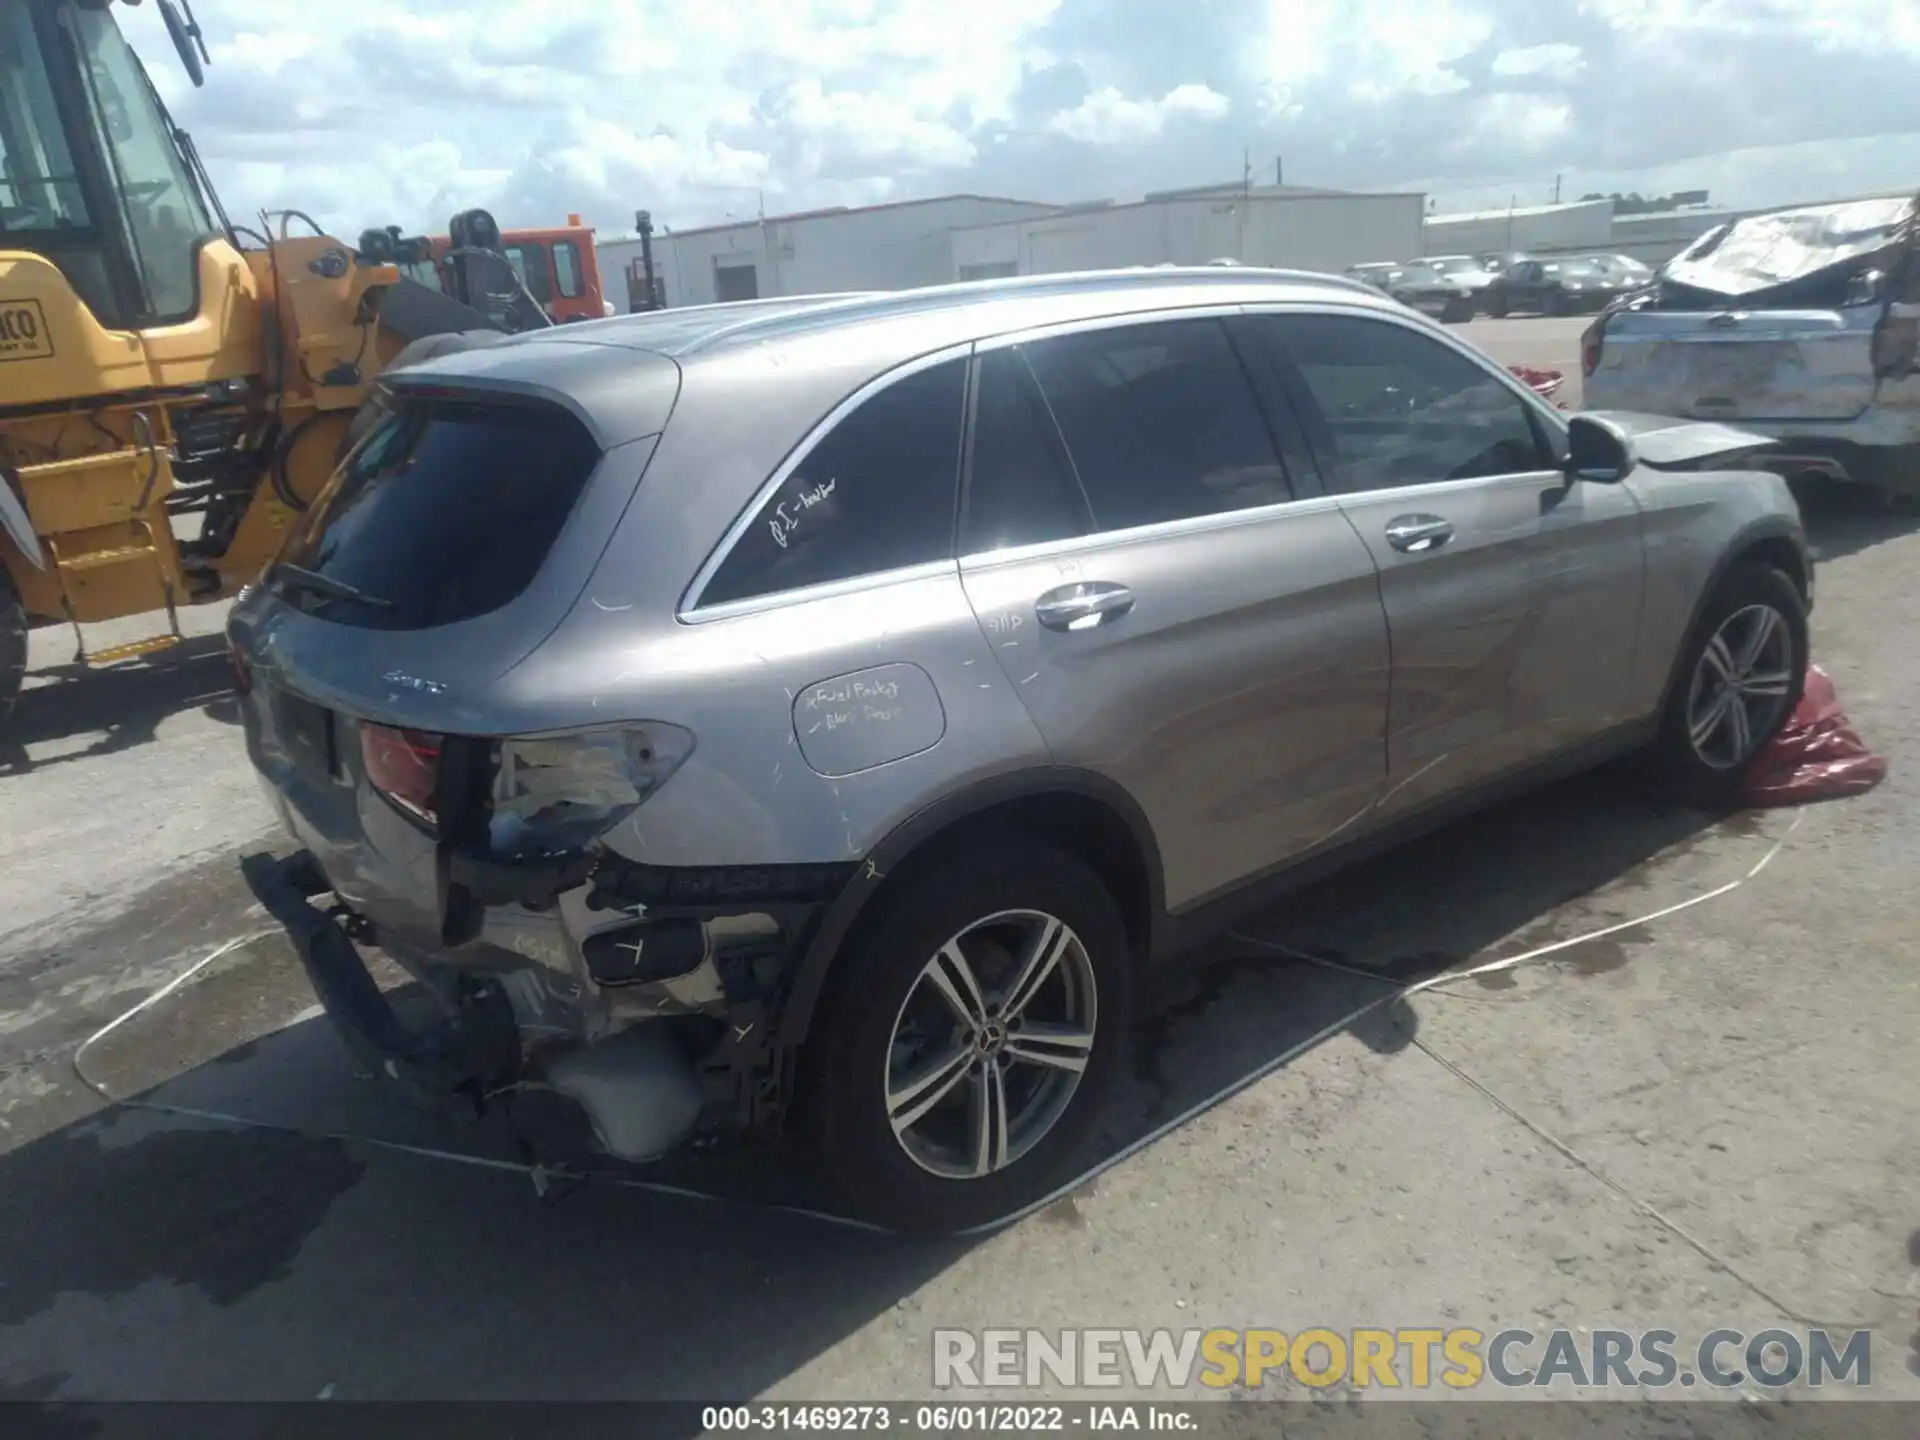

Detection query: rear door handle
xmin=1384 ymin=514 xmax=1454 ymax=554
xmin=1034 ymin=581 xmax=1134 ymax=631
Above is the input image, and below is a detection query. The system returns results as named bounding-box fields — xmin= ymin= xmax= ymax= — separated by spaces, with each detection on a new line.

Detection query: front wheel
xmin=804 ymin=836 xmax=1132 ymax=1233
xmin=0 ymin=566 xmax=25 ymax=730
xmin=1487 ymin=292 xmax=1510 ymax=319
xmin=1651 ymin=561 xmax=1808 ymax=804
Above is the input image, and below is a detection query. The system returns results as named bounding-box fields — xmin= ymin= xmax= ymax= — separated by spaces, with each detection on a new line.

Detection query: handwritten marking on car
xmin=768 ymin=476 xmax=837 ymax=550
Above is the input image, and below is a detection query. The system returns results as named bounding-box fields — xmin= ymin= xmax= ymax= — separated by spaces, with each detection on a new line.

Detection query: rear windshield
xmin=273 ymin=395 xmax=602 ymax=630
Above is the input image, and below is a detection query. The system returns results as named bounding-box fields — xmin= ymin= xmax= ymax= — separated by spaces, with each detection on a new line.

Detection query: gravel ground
xmin=2 ymin=316 xmax=1917 ymax=1416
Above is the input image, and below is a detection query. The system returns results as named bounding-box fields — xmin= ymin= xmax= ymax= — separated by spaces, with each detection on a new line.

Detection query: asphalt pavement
xmin=4 ymin=316 xmax=1919 ymax=1414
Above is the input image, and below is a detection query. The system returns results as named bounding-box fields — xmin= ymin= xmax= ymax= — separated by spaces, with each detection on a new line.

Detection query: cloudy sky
xmin=125 ymin=0 xmax=1920 ymax=240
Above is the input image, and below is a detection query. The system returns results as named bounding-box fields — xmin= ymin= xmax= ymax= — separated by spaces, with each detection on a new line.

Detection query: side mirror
xmin=158 ymin=0 xmax=209 ymax=88
xmin=1565 ymin=413 xmax=1636 ymax=483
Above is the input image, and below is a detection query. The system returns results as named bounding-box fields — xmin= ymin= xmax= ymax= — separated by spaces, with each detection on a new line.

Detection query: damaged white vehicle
xmin=1584 ymin=192 xmax=1920 ymax=496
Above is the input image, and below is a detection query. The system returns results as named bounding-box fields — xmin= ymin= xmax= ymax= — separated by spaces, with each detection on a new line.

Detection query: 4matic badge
xmin=0 ymin=298 xmax=54 ymax=362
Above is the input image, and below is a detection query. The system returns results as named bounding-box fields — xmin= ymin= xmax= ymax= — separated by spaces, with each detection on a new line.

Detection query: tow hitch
xmin=239 ymin=849 xmax=520 ymax=1106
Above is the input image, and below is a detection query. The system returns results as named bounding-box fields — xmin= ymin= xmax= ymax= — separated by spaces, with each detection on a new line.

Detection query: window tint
xmin=1021 ymin=318 xmax=1291 ymax=533
xmin=276 ymin=398 xmax=603 ymax=631
xmin=962 ymin=348 xmax=1090 ymax=553
xmin=1268 ymin=314 xmax=1551 ymax=494
xmin=554 ymin=240 xmax=585 ymax=298
xmin=701 ymin=359 xmax=967 ymax=607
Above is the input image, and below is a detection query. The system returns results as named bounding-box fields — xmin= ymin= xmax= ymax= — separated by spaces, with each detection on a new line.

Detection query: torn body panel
xmin=1585 ymin=195 xmax=1920 ymax=490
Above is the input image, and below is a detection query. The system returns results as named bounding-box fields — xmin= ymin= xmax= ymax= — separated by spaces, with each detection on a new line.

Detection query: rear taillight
xmin=1580 ymin=315 xmax=1606 ymax=378
xmin=360 ymin=722 xmax=443 ymax=825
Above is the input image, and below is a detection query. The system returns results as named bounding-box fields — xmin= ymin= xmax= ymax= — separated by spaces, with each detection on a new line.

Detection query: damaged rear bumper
xmin=239 ymin=848 xmax=520 ymax=1104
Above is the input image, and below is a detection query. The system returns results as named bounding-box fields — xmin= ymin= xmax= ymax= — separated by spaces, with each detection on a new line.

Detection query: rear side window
xmin=1019 ymin=318 xmax=1293 ymax=533
xmin=1263 ymin=314 xmax=1552 ymax=493
xmin=275 ymin=398 xmax=602 ymax=630
xmin=962 ymin=348 xmax=1091 ymax=554
xmin=699 ymin=359 xmax=966 ymax=607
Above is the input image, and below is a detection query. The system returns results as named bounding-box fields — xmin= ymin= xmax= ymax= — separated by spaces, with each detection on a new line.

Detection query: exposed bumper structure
xmin=239 ymin=848 xmax=521 ymax=1104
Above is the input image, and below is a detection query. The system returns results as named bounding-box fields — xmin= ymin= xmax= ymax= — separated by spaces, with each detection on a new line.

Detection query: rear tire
xmin=0 ymin=567 xmax=25 ymax=731
xmin=804 ymin=835 xmax=1133 ymax=1233
xmin=1487 ymin=292 xmax=1510 ymax=319
xmin=1650 ymin=561 xmax=1808 ymax=806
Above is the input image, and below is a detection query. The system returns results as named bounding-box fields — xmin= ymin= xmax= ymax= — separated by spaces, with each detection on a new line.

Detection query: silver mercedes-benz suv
xmin=232 ymin=267 xmax=1812 ymax=1232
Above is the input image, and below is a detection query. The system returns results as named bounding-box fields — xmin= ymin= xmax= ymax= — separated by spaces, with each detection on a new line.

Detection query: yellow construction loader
xmin=0 ymin=0 xmax=537 ymax=726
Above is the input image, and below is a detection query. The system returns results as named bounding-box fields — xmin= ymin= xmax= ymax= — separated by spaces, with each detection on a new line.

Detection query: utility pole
xmin=1553 ymin=172 xmax=1562 ymax=204
xmin=1239 ymin=147 xmax=1252 ymax=261
xmin=1275 ymin=155 xmax=1283 ymax=187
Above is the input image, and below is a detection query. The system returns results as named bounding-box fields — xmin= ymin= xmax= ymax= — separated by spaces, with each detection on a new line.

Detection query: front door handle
xmin=1384 ymin=514 xmax=1454 ymax=554
xmin=1034 ymin=581 xmax=1134 ymax=631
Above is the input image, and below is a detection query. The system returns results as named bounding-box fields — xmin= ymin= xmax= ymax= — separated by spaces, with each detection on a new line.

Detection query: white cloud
xmin=92 ymin=0 xmax=1920 ymax=240
xmin=1256 ymin=0 xmax=1491 ymax=100
xmin=1047 ymin=84 xmax=1231 ymax=144
xmin=1491 ymin=44 xmax=1584 ymax=82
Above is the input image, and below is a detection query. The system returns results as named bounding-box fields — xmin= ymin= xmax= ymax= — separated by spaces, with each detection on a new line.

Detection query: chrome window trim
xmin=679 ymin=340 xmax=977 ymax=621
xmin=969 ymin=302 xmax=1248 ymax=357
xmin=1235 ymin=298 xmax=1574 ymax=443
xmin=958 ymin=493 xmax=1346 ymax=574
xmin=681 ymin=297 xmax=1532 ymax=618
xmin=681 ymin=558 xmax=961 ymax=625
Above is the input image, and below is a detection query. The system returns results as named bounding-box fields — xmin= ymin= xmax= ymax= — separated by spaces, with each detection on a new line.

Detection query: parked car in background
xmin=1585 ymin=193 xmax=1920 ymax=497
xmin=1345 ymin=262 xmax=1402 ymax=292
xmin=1379 ymin=261 xmax=1481 ymax=322
xmin=1423 ymin=254 xmax=1499 ymax=313
xmin=232 ymin=266 xmax=1812 ymax=1234
xmin=1485 ymin=256 xmax=1639 ymax=317
xmin=1587 ymin=253 xmax=1657 ymax=288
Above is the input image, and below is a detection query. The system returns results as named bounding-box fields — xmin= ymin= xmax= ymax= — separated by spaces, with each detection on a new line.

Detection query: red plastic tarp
xmin=1509 ymin=365 xmax=1567 ymax=408
xmin=1742 ymin=663 xmax=1888 ymax=807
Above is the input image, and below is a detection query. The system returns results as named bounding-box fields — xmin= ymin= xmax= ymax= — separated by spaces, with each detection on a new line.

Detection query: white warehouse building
xmin=950 ymin=184 xmax=1427 ymax=279
xmin=597 ymin=194 xmax=1062 ymax=311
xmin=1422 ymin=198 xmax=1615 ymax=258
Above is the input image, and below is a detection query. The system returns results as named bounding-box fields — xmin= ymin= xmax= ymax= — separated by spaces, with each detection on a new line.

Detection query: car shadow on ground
xmin=0 ymin=764 xmax=1733 ymax=1411
xmin=1795 ymin=481 xmax=1920 ymax=564
xmin=0 ymin=633 xmax=237 ymax=776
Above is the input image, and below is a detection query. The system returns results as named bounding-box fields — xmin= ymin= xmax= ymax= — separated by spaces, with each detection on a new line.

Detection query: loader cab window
xmin=503 ymin=243 xmax=553 ymax=305
xmin=0 ymin=3 xmax=90 ymax=230
xmin=68 ymin=4 xmax=215 ymax=321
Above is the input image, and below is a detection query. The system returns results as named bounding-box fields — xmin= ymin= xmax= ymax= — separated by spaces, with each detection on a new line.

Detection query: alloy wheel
xmin=884 ymin=909 xmax=1098 ymax=1181
xmin=1685 ymin=603 xmax=1795 ymax=771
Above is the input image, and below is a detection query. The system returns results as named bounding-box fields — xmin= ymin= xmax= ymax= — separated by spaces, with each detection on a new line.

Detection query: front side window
xmin=1019 ymin=317 xmax=1293 ymax=534
xmin=1265 ymin=314 xmax=1553 ymax=494
xmin=0 ymin=3 xmax=89 ymax=229
xmin=553 ymin=240 xmax=585 ymax=298
xmin=700 ymin=358 xmax=967 ymax=607
xmin=69 ymin=5 xmax=213 ymax=318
